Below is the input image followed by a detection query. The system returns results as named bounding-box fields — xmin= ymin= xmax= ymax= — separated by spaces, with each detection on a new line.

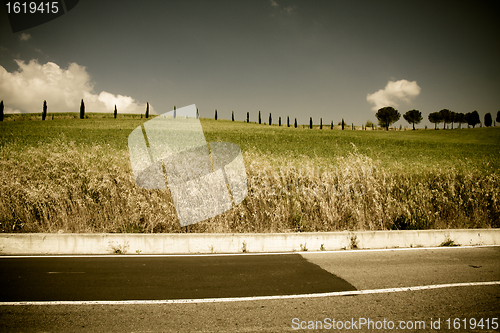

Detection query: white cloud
xmin=0 ymin=59 xmax=153 ymax=114
xmin=269 ymin=0 xmax=295 ymax=14
xmin=19 ymin=33 xmax=31 ymax=41
xmin=366 ymin=79 xmax=421 ymax=111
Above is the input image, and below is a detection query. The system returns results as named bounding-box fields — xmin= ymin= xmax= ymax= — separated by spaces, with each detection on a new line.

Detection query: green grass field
xmin=1 ymin=113 xmax=499 ymax=233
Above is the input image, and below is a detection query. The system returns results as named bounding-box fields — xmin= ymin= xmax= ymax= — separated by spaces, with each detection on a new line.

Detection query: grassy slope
xmin=201 ymin=119 xmax=499 ymax=173
xmin=0 ymin=113 xmax=499 ymax=233
xmin=2 ymin=113 xmax=499 ymax=172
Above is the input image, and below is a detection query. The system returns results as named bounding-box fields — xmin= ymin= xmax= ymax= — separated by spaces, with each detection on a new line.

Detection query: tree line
xmin=215 ymin=107 xmax=500 ymax=131
xmin=0 ymin=100 xmax=499 ymax=131
xmin=0 ymin=99 xmax=153 ymax=121
xmin=374 ymin=107 xmax=496 ymax=130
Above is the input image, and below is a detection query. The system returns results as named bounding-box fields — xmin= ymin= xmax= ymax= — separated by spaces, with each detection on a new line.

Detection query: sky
xmin=1 ymin=0 xmax=499 ymax=128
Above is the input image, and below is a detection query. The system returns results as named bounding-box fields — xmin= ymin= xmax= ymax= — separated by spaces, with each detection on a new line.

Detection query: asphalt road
xmin=1 ymin=246 xmax=499 ymax=332
xmin=0 ymin=254 xmax=355 ymax=301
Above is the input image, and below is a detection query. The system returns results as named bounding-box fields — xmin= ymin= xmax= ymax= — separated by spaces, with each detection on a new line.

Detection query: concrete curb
xmin=0 ymin=229 xmax=499 ymax=255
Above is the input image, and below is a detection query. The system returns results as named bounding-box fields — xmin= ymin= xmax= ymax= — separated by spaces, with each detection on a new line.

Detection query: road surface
xmin=1 ymin=246 xmax=499 ymax=332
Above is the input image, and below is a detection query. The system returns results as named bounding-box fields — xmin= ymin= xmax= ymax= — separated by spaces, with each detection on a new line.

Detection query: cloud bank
xmin=366 ymin=79 xmax=421 ymax=111
xmin=0 ymin=60 xmax=153 ymax=114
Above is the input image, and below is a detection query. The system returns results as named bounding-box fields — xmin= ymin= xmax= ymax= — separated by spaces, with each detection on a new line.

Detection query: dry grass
xmin=0 ymin=135 xmax=498 ymax=233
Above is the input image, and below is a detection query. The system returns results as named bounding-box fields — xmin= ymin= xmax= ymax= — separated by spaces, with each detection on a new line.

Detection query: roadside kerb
xmin=0 ymin=229 xmax=498 ymax=255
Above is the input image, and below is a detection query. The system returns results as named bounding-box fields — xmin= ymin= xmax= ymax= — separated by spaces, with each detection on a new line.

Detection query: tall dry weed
xmin=0 ymin=138 xmax=498 ymax=233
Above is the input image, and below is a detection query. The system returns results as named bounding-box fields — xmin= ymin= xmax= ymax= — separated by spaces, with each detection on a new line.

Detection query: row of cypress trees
xmin=0 ymin=100 xmax=498 ymax=127
xmin=0 ymin=100 xmax=154 ymax=120
xmin=214 ymin=109 xmax=356 ymax=130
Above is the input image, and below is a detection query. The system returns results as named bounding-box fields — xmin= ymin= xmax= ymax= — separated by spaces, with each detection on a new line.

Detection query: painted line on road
xmin=1 ymin=244 xmax=498 ymax=258
xmin=2 ymin=281 xmax=499 ymax=306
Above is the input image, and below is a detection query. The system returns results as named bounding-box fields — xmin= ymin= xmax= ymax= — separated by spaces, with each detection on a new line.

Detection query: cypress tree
xmin=215 ymin=109 xmax=218 ymax=120
xmin=246 ymin=112 xmax=249 ymax=123
xmin=174 ymin=105 xmax=177 ymax=118
xmin=331 ymin=120 xmax=333 ymax=129
xmin=269 ymin=113 xmax=272 ymax=125
xmin=341 ymin=118 xmax=344 ymax=130
xmin=484 ymin=113 xmax=492 ymax=127
xmin=232 ymin=111 xmax=234 ymax=121
xmin=279 ymin=116 xmax=281 ymax=126
xmin=259 ymin=111 xmax=261 ymax=124
xmin=114 ymin=105 xmax=117 ymax=119
xmin=145 ymin=102 xmax=149 ymax=118
xmin=80 ymin=99 xmax=85 ymax=119
xmin=309 ymin=117 xmax=312 ymax=129
xmin=196 ymin=107 xmax=198 ymax=119
xmin=0 ymin=100 xmax=4 ymax=122
xmin=42 ymin=100 xmax=47 ymax=120
xmin=287 ymin=116 xmax=290 ymax=127
xmin=352 ymin=123 xmax=354 ymax=130
xmin=294 ymin=118 xmax=297 ymax=128
xmin=320 ymin=118 xmax=322 ymax=129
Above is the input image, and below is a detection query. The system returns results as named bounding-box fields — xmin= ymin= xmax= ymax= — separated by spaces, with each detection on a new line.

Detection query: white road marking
xmin=0 ymin=244 xmax=498 ymax=258
xmin=1 ymin=281 xmax=499 ymax=306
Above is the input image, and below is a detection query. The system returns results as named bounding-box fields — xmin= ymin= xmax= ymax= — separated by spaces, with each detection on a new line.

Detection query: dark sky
xmin=1 ymin=0 xmax=499 ymax=127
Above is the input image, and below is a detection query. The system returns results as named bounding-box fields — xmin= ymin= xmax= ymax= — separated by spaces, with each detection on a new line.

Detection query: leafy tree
xmin=0 ymin=100 xmax=4 ymax=121
xmin=80 ymin=99 xmax=85 ymax=119
xmin=145 ymin=102 xmax=149 ymax=119
xmin=428 ymin=112 xmax=442 ymax=129
xmin=42 ymin=100 xmax=47 ymax=120
xmin=114 ymin=105 xmax=117 ymax=119
xmin=455 ymin=112 xmax=465 ymax=129
xmin=438 ymin=109 xmax=452 ymax=129
xmin=496 ymin=111 xmax=500 ymax=124
xmin=365 ymin=120 xmax=374 ymax=128
xmin=449 ymin=111 xmax=458 ymax=129
xmin=484 ymin=112 xmax=492 ymax=127
xmin=269 ymin=113 xmax=272 ymax=125
xmin=465 ymin=111 xmax=480 ymax=128
xmin=376 ymin=106 xmax=400 ymax=131
xmin=294 ymin=118 xmax=297 ymax=128
xmin=309 ymin=117 xmax=312 ymax=129
xmin=232 ymin=111 xmax=234 ymax=121
xmin=403 ymin=109 xmax=422 ymax=130
xmin=215 ymin=109 xmax=218 ymax=120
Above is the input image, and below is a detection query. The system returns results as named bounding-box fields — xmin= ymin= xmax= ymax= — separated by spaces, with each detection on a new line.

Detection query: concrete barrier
xmin=0 ymin=229 xmax=498 ymax=255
